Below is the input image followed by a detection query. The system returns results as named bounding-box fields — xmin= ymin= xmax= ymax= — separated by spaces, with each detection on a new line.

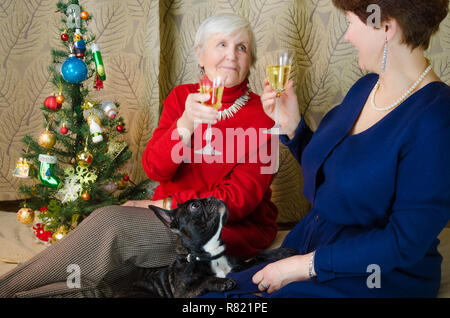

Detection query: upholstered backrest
xmin=271 ymin=144 xmax=311 ymax=224
xmin=1 ymin=0 xmax=448 ymax=204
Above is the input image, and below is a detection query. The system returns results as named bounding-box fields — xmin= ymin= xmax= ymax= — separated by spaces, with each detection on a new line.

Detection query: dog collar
xmin=186 ymin=250 xmax=226 ymax=263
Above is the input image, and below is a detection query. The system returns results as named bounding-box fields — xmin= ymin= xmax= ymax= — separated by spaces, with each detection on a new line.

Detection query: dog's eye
xmin=189 ymin=202 xmax=200 ymax=212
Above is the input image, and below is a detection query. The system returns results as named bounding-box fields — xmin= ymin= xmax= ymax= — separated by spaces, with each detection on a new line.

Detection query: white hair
xmin=194 ymin=13 xmax=257 ymax=66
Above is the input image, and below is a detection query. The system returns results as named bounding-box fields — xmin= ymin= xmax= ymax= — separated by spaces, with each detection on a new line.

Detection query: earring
xmin=382 ymin=37 xmax=388 ymax=73
xmin=198 ymin=64 xmax=205 ymax=75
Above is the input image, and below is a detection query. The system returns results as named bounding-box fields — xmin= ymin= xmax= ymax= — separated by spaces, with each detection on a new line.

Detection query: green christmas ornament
xmin=38 ymin=154 xmax=60 ymax=188
xmin=91 ymin=44 xmax=106 ymax=81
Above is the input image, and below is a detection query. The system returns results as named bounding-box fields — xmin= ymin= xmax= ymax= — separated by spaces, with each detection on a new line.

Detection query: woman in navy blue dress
xmin=203 ymin=0 xmax=450 ymax=298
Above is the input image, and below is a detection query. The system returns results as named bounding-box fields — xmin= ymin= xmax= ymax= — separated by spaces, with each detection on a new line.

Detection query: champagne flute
xmin=264 ymin=50 xmax=294 ymax=135
xmin=194 ymin=74 xmax=225 ymax=156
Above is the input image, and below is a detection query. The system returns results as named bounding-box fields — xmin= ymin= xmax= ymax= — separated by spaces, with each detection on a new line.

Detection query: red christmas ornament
xmin=116 ymin=124 xmax=124 ymax=132
xmin=60 ymin=124 xmax=68 ymax=135
xmin=94 ymin=74 xmax=104 ymax=91
xmin=40 ymin=206 xmax=48 ymax=212
xmin=61 ymin=33 xmax=69 ymax=41
xmin=33 ymin=223 xmax=52 ymax=242
xmin=123 ymin=174 xmax=130 ymax=181
xmin=44 ymin=95 xmax=62 ymax=112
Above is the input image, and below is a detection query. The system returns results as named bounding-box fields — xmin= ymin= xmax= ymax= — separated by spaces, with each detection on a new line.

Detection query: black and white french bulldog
xmin=116 ymin=197 xmax=296 ymax=298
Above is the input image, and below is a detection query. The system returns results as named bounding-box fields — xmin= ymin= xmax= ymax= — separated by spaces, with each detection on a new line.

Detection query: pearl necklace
xmin=370 ymin=64 xmax=432 ymax=112
xmin=217 ymin=89 xmax=250 ymax=121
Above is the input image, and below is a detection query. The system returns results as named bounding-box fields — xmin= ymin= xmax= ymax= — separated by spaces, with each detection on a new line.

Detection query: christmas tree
xmin=13 ymin=0 xmax=151 ymax=243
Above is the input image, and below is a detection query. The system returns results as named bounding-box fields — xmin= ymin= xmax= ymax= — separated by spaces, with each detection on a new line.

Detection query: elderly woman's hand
xmin=261 ymin=79 xmax=301 ymax=139
xmin=251 ymin=252 xmax=315 ymax=294
xmin=177 ymin=92 xmax=219 ymax=135
xmin=121 ymin=199 xmax=164 ymax=209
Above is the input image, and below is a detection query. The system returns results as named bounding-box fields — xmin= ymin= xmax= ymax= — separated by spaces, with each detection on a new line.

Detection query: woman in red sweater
xmin=0 ymin=13 xmax=278 ymax=297
xmin=123 ymin=13 xmax=278 ymax=258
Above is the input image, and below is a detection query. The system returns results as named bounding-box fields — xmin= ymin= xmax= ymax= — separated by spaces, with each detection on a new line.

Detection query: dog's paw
xmin=222 ymin=278 xmax=236 ymax=291
xmin=277 ymin=247 xmax=298 ymax=258
xmin=198 ymin=277 xmax=237 ymax=296
xmin=230 ymin=264 xmax=246 ymax=272
xmin=256 ymin=247 xmax=298 ymax=261
xmin=133 ymin=280 xmax=152 ymax=291
xmin=112 ymin=284 xmax=154 ymax=298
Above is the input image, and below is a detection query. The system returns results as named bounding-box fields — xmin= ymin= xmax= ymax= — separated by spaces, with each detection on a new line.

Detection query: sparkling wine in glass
xmin=194 ymin=75 xmax=225 ymax=156
xmin=264 ymin=50 xmax=293 ymax=135
xmin=199 ymin=80 xmax=224 ymax=110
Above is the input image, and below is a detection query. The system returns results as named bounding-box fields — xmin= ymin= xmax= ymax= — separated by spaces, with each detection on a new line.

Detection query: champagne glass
xmin=194 ymin=74 xmax=225 ymax=156
xmin=264 ymin=50 xmax=294 ymax=135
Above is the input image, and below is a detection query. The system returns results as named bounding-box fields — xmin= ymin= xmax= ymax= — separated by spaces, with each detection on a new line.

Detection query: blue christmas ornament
xmin=61 ymin=56 xmax=88 ymax=84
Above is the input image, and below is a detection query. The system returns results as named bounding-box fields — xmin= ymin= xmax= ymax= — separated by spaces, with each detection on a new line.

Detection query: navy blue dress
xmin=202 ymin=74 xmax=450 ymax=298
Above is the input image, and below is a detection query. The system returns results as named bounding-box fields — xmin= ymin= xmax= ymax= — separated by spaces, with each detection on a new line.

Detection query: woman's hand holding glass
xmin=177 ymin=92 xmax=219 ymax=144
xmin=194 ymin=75 xmax=225 ymax=155
xmin=263 ymin=50 xmax=294 ymax=134
xmin=261 ymin=78 xmax=301 ymax=139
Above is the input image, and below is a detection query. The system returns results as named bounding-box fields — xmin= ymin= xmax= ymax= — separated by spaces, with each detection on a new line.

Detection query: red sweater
xmin=142 ymin=80 xmax=278 ymax=259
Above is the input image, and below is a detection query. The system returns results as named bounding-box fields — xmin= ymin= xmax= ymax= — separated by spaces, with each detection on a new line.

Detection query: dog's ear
xmin=149 ymin=205 xmax=175 ymax=229
xmin=218 ymin=201 xmax=228 ymax=225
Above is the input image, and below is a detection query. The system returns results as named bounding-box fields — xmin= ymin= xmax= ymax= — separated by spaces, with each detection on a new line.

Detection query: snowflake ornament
xmin=56 ymin=166 xmax=97 ymax=203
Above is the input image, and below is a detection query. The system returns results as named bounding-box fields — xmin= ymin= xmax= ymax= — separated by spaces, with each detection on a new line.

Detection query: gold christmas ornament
xmin=55 ymin=93 xmax=65 ymax=104
xmin=76 ymin=146 xmax=93 ymax=166
xmin=17 ymin=207 xmax=35 ymax=225
xmin=38 ymin=130 xmax=56 ymax=149
xmin=80 ymin=10 xmax=89 ymax=20
xmin=81 ymin=100 xmax=95 ymax=110
xmin=52 ymin=226 xmax=68 ymax=243
xmin=81 ymin=190 xmax=90 ymax=201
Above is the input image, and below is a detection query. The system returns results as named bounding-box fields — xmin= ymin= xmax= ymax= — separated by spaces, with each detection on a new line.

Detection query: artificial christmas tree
xmin=13 ymin=0 xmax=150 ymax=243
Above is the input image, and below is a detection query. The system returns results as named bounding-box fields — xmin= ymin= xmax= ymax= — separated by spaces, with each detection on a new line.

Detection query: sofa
xmin=1 ymin=144 xmax=449 ymax=297
xmin=268 ymin=144 xmax=450 ymax=298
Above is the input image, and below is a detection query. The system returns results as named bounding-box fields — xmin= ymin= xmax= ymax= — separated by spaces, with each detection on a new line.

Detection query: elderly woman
xmin=203 ymin=0 xmax=450 ymax=298
xmin=0 ymin=14 xmax=278 ymax=298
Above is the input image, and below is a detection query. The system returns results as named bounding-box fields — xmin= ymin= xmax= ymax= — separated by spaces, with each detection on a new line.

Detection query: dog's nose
xmin=206 ymin=197 xmax=221 ymax=207
xmin=207 ymin=197 xmax=225 ymax=207
xmin=205 ymin=197 xmax=227 ymax=216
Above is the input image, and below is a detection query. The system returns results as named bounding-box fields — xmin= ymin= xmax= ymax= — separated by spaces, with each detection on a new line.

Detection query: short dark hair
xmin=332 ymin=0 xmax=449 ymax=50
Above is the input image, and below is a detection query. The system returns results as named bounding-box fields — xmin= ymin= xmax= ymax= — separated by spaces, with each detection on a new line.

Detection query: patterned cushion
xmin=270 ymin=144 xmax=311 ymax=224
